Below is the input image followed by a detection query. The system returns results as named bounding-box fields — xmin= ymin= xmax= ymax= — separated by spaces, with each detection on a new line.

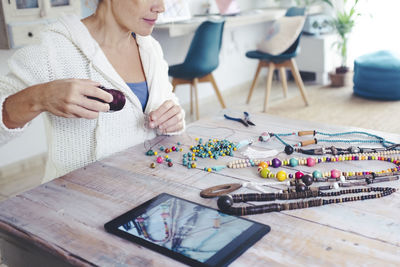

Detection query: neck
xmin=81 ymin=3 xmax=133 ymax=49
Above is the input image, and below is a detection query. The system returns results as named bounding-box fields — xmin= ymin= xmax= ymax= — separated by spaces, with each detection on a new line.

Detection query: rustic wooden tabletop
xmin=1 ymin=113 xmax=400 ymax=266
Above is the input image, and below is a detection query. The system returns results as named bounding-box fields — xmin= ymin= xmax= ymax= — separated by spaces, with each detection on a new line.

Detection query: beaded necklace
xmin=217 ymin=187 xmax=397 ymax=216
xmin=259 ymin=130 xmax=395 ymax=155
xmin=227 ymin=151 xmax=400 ymax=182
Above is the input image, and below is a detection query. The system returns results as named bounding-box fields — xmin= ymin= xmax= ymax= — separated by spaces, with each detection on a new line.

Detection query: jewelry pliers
xmin=224 ymin=112 xmax=256 ymax=127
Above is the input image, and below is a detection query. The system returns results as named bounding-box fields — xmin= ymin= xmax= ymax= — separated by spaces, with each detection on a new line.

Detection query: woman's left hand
xmin=148 ymin=100 xmax=184 ymax=134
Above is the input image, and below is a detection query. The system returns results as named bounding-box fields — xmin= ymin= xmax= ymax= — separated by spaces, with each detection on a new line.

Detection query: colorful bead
xmin=307 ymin=157 xmax=316 ymax=167
xmin=260 ymin=168 xmax=270 ymax=178
xmin=258 ymin=161 xmax=268 ymax=169
xmin=271 ymin=158 xmax=282 ymax=168
xmin=295 ymin=171 xmax=304 ymax=179
xmin=168 ymin=162 xmax=173 ymax=167
xmin=156 ymin=156 xmax=163 ymax=163
xmin=289 ymin=158 xmax=299 ymax=167
xmin=150 ymin=162 xmax=156 ymax=168
xmin=312 ymin=170 xmax=322 ymax=178
xmin=331 ymin=169 xmax=341 ymax=178
xmin=276 ymin=171 xmax=287 ymax=181
xmin=146 ymin=149 xmax=154 ymax=156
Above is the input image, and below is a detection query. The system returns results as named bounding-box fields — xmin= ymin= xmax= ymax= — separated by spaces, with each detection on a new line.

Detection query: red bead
xmin=168 ymin=162 xmax=173 ymax=167
xmin=165 ymin=148 xmax=170 ymax=153
xmin=171 ymin=146 xmax=176 ymax=151
xmin=295 ymin=171 xmax=304 ymax=179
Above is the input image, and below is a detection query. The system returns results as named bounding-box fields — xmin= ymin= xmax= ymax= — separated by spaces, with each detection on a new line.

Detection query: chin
xmin=136 ymin=28 xmax=154 ymax=36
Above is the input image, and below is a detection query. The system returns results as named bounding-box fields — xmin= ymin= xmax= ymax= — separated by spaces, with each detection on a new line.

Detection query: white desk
xmin=155 ymin=8 xmax=286 ymax=37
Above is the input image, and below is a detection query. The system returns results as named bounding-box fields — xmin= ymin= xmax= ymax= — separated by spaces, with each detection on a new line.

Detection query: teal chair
xmin=245 ymin=7 xmax=309 ymax=112
xmin=169 ymin=20 xmax=226 ymax=120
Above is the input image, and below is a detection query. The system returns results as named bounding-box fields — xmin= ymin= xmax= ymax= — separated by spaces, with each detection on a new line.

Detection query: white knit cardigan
xmin=0 ymin=15 xmax=184 ymax=183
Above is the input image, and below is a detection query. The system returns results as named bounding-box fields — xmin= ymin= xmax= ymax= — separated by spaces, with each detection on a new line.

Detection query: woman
xmin=0 ymin=0 xmax=185 ymax=182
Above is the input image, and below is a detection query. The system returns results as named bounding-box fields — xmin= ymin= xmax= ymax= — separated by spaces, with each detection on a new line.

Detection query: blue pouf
xmin=353 ymin=50 xmax=400 ymax=100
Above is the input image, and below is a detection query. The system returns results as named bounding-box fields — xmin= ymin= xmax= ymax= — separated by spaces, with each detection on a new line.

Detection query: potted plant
xmin=328 ymin=0 xmax=361 ymax=87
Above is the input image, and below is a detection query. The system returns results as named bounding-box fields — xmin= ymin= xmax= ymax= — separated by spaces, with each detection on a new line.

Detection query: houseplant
xmin=328 ymin=0 xmax=362 ymax=86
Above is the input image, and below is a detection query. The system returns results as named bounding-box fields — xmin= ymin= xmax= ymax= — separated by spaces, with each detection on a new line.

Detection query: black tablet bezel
xmin=104 ymin=193 xmax=270 ymax=267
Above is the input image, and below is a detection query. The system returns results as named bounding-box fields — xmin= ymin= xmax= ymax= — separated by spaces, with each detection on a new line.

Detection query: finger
xmin=80 ymin=96 xmax=110 ymax=112
xmin=158 ymin=107 xmax=183 ymax=130
xmin=64 ymin=78 xmax=100 ymax=86
xmin=155 ymin=105 xmax=181 ymax=129
xmin=83 ymin=85 xmax=113 ymax=103
xmin=69 ymin=104 xmax=100 ymax=119
xmin=164 ymin=121 xmax=184 ymax=134
xmin=149 ymin=100 xmax=175 ymax=124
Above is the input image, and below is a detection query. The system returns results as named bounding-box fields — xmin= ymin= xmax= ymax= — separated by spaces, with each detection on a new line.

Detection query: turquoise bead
xmin=312 ymin=170 xmax=322 ymax=178
xmin=289 ymin=158 xmax=299 ymax=167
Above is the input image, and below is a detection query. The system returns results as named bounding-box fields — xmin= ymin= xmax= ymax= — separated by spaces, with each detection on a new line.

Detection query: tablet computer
xmin=104 ymin=193 xmax=270 ymax=267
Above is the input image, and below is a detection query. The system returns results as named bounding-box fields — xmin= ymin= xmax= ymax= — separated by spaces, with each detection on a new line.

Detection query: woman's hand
xmin=148 ymin=100 xmax=184 ymax=134
xmin=39 ymin=79 xmax=112 ymax=119
xmin=2 ymin=79 xmax=112 ymax=129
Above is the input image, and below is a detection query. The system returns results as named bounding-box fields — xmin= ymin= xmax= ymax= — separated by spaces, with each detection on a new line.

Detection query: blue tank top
xmin=127 ymin=81 xmax=149 ymax=111
xmin=126 ymin=32 xmax=149 ymax=111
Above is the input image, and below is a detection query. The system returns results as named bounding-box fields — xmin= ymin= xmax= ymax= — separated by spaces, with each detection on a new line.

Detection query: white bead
xmin=340 ymin=175 xmax=346 ymax=182
xmin=333 ymin=182 xmax=339 ymax=189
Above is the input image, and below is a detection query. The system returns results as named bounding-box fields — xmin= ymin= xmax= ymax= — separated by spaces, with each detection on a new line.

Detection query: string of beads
xmin=259 ymin=130 xmax=396 ymax=155
xmin=217 ymin=187 xmax=397 ymax=216
xmin=227 ymin=151 xmax=400 ymax=182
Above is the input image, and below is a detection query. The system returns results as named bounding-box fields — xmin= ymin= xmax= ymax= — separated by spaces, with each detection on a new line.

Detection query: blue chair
xmin=245 ymin=7 xmax=309 ymax=112
xmin=169 ymin=20 xmax=226 ymax=120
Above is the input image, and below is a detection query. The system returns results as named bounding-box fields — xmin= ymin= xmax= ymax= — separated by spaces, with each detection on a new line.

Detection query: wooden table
xmin=1 ymin=113 xmax=400 ymax=266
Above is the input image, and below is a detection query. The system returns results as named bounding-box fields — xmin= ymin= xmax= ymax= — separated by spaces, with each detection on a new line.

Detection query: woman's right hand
xmin=39 ymin=79 xmax=113 ymax=119
xmin=2 ymin=79 xmax=113 ymax=129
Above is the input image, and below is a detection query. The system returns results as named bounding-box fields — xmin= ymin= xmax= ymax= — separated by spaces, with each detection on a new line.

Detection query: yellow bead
xmin=195 ymin=138 xmax=199 ymax=141
xmin=260 ymin=168 xmax=270 ymax=178
xmin=276 ymin=171 xmax=287 ymax=181
xmin=154 ymin=151 xmax=158 ymax=155
xmin=165 ymin=155 xmax=169 ymax=159
xmin=233 ymin=147 xmax=237 ymax=151
xmin=207 ymin=168 xmax=212 ymax=172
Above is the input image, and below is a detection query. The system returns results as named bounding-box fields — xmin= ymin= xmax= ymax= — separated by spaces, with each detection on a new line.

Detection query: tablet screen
xmin=105 ymin=193 xmax=270 ymax=267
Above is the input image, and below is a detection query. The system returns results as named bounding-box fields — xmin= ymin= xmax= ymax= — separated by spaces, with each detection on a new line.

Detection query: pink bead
xmin=172 ymin=146 xmax=176 ymax=151
xmin=331 ymin=169 xmax=341 ymax=178
xmin=156 ymin=156 xmax=163 ymax=163
xmin=307 ymin=157 xmax=316 ymax=167
xmin=295 ymin=171 xmax=304 ymax=179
